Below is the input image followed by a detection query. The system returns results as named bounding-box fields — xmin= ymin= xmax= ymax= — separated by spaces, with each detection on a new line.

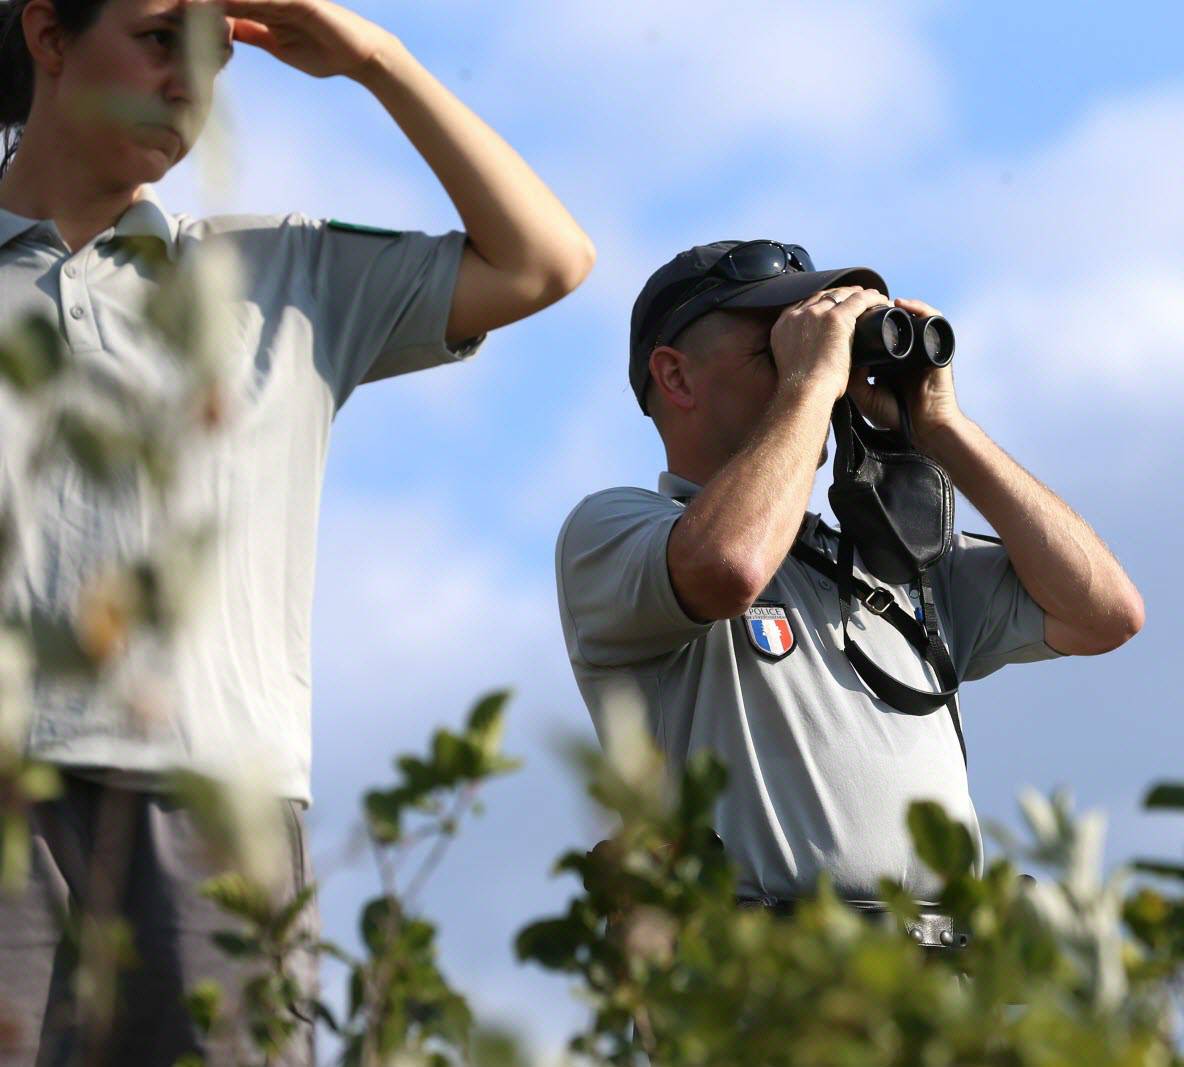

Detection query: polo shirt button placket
xmin=61 ymin=249 xmax=97 ymax=347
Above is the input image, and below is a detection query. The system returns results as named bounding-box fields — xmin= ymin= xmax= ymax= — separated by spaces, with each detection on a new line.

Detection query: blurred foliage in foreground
xmin=2 ymin=276 xmax=1183 ymax=1064
xmin=169 ymin=691 xmax=522 ymax=1067
xmin=517 ymin=713 xmax=1184 ymax=1067
xmin=1 ymin=238 xmax=1182 ymax=1067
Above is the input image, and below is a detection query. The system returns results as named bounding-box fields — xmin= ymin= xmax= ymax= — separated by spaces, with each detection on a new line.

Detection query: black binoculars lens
xmin=919 ymin=316 xmax=955 ymax=367
xmin=880 ymin=307 xmax=914 ymax=358
xmin=852 ymin=305 xmax=914 ymax=368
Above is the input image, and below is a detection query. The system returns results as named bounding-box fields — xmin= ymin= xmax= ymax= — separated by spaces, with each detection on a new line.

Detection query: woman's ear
xmin=649 ymin=345 xmax=696 ymax=415
xmin=23 ymin=0 xmax=70 ymax=78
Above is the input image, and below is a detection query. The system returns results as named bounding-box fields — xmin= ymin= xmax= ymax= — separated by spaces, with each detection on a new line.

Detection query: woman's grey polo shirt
xmin=0 ymin=187 xmax=481 ymax=804
xmin=556 ymin=471 xmax=1062 ymax=903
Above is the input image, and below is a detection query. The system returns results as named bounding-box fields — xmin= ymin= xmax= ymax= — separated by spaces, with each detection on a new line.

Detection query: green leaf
xmin=199 ymin=872 xmax=274 ymax=925
xmin=18 ymin=762 xmax=62 ymax=803
xmin=52 ymin=409 xmax=147 ymax=485
xmin=1144 ymin=783 xmax=1184 ymax=810
xmin=184 ymin=979 xmax=223 ymax=1035
xmin=271 ymin=884 xmax=317 ymax=942
xmin=1132 ymin=859 xmax=1184 ymax=881
xmin=470 ymin=1025 xmax=529 ymax=1067
xmin=0 ymin=315 xmax=65 ymax=392
xmin=467 ymin=689 xmax=511 ymax=735
xmin=0 ymin=813 xmax=32 ymax=892
xmin=211 ymin=930 xmax=261 ymax=958
xmin=515 ymin=915 xmax=592 ymax=971
xmin=364 ymin=789 xmax=404 ymax=843
xmin=314 ymin=938 xmax=356 ymax=966
xmin=308 ymin=997 xmax=341 ymax=1033
xmin=360 ymin=895 xmax=403 ymax=956
xmin=466 ymin=690 xmax=512 ymax=758
xmin=907 ymin=800 xmax=976 ymax=880
xmin=876 ymin=878 xmax=921 ymax=923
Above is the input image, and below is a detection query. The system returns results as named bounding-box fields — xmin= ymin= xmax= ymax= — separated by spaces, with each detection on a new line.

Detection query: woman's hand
xmin=191 ymin=0 xmax=388 ymax=81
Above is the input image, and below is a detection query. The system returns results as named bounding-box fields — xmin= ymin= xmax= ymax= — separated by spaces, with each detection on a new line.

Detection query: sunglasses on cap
xmin=710 ymin=239 xmax=816 ymax=281
xmin=654 ymin=239 xmax=816 ymax=346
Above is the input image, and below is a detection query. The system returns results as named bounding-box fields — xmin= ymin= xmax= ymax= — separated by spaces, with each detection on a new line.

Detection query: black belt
xmin=735 ymin=895 xmax=971 ymax=951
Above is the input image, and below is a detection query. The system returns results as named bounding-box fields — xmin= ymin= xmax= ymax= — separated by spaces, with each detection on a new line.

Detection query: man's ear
xmin=23 ymin=0 xmax=70 ymax=78
xmin=649 ymin=345 xmax=696 ymax=414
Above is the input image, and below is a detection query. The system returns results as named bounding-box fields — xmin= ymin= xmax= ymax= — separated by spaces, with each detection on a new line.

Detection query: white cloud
xmin=484 ymin=0 xmax=951 ymax=172
xmin=309 ymin=493 xmax=566 ymax=716
xmin=952 ymin=272 xmax=1184 ymax=412
xmin=922 ymin=84 xmax=1184 ymax=280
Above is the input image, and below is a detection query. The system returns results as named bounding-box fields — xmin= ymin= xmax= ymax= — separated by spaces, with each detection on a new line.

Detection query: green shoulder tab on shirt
xmin=327 ymin=219 xmax=403 ymax=237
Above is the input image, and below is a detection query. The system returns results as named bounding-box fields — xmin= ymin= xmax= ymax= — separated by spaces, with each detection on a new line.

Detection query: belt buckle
xmin=863 ymin=587 xmax=894 ymax=615
xmin=907 ymin=911 xmax=971 ymax=950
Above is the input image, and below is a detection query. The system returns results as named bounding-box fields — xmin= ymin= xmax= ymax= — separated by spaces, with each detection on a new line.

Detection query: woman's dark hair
xmin=0 ymin=0 xmax=110 ymax=178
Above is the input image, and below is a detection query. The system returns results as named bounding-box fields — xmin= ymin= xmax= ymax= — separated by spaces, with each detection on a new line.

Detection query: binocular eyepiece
xmin=852 ymin=306 xmax=955 ymax=378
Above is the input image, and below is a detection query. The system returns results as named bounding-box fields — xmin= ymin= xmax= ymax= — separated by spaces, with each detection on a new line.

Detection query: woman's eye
xmin=145 ymin=30 xmax=176 ymax=48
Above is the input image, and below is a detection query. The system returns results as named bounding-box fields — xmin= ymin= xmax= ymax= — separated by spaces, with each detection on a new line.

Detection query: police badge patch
xmin=743 ymin=603 xmax=796 ymax=660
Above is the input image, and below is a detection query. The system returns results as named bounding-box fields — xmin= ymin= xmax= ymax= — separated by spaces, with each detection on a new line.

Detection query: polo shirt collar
xmin=104 ymin=185 xmax=180 ymax=261
xmin=0 ymin=184 xmax=179 ymax=261
xmin=0 ymin=206 xmax=37 ymax=251
xmin=658 ymin=471 xmax=701 ymax=500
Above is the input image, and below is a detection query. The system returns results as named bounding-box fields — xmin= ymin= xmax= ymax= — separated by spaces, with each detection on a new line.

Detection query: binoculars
xmin=852 ymin=306 xmax=955 ymax=378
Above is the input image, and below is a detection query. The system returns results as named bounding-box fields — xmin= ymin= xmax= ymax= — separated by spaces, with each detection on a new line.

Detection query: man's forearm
xmin=669 ymin=377 xmax=837 ymax=621
xmin=353 ymin=37 xmax=594 ymax=298
xmin=925 ymin=415 xmax=1144 ymax=654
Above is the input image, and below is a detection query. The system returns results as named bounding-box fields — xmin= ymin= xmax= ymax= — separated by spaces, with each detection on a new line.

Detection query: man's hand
xmin=190 ymin=0 xmax=385 ymax=81
xmin=848 ymin=297 xmax=1144 ymax=656
xmin=770 ymin=286 xmax=891 ymax=401
xmin=845 ymin=296 xmax=964 ymax=453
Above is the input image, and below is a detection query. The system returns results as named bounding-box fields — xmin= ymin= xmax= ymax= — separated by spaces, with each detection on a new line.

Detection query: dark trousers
xmin=0 ymin=774 xmax=318 ymax=1067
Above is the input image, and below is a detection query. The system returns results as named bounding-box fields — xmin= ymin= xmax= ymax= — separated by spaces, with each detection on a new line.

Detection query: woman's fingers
xmin=230 ymin=18 xmax=279 ymax=49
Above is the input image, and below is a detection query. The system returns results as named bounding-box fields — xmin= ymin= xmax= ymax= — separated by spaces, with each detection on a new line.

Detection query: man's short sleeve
xmin=939 ymin=531 xmax=1064 ymax=681
xmin=295 ymin=218 xmax=482 ymax=410
xmin=556 ymin=488 xmax=712 ymax=667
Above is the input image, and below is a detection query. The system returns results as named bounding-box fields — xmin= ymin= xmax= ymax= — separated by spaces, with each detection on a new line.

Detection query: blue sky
xmin=159 ymin=1 xmax=1184 ymax=1058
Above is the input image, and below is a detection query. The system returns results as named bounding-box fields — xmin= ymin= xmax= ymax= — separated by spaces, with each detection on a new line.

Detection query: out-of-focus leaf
xmin=271 ymin=884 xmax=316 ymax=942
xmin=0 ymin=315 xmax=64 ymax=392
xmin=52 ymin=409 xmax=147 ymax=485
xmin=360 ymin=895 xmax=403 ymax=956
xmin=466 ymin=689 xmax=511 ymax=743
xmin=185 ymin=979 xmax=222 ymax=1035
xmin=0 ymin=812 xmax=32 ymax=892
xmin=1132 ymin=860 xmax=1184 ymax=880
xmin=364 ymin=789 xmax=404 ymax=844
xmin=200 ymin=872 xmax=275 ymax=927
xmin=515 ymin=913 xmax=592 ymax=971
xmin=1144 ymin=783 xmax=1184 ymax=810
xmin=907 ymin=800 xmax=976 ymax=879
xmin=211 ymin=931 xmax=261 ymax=959
xmin=469 ymin=1025 xmax=529 ymax=1067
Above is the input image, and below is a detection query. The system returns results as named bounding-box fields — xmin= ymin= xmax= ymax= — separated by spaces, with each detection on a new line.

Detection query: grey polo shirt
xmin=0 ymin=186 xmax=481 ymax=804
xmin=556 ymin=471 xmax=1062 ymax=903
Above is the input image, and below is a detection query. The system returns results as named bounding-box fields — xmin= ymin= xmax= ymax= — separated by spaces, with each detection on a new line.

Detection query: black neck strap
xmin=791 ymin=535 xmax=967 ymax=768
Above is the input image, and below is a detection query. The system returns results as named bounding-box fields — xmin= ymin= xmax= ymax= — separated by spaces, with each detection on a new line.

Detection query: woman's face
xmin=49 ymin=0 xmax=233 ymax=185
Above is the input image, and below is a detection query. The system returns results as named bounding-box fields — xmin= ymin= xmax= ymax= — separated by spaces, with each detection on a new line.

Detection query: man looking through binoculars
xmin=556 ymin=240 xmax=1143 ymax=922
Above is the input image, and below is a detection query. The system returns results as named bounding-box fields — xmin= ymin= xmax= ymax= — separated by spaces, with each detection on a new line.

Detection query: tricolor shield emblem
xmin=743 ymin=603 xmax=796 ymax=661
